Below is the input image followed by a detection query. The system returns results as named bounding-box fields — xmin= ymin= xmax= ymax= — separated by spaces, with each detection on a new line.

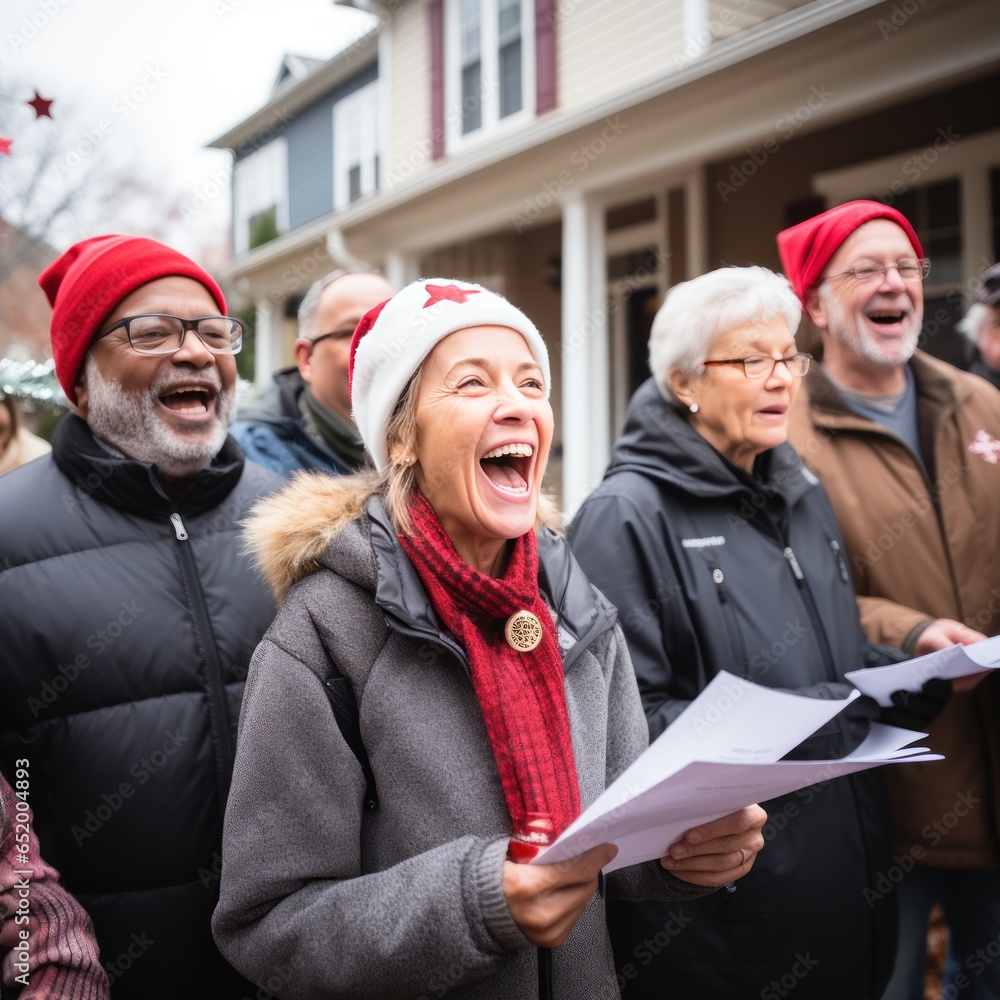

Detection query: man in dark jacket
xmin=0 ymin=235 xmax=279 ymax=998
xmin=959 ymin=263 xmax=1000 ymax=391
xmin=230 ymin=269 xmax=394 ymax=477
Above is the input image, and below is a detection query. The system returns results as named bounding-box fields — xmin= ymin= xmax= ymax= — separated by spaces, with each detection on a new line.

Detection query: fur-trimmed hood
xmin=242 ymin=471 xmax=371 ymax=603
xmin=243 ymin=472 xmax=565 ymax=603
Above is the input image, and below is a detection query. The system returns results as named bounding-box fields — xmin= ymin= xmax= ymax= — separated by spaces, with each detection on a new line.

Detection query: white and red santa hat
xmin=349 ymin=279 xmax=551 ymax=471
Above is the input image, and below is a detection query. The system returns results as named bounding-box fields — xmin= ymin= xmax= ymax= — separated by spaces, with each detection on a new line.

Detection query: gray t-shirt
xmin=832 ymin=364 xmax=923 ymax=464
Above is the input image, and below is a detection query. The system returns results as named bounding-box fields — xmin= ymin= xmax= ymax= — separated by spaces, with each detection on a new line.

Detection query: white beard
xmin=820 ymin=284 xmax=921 ymax=367
xmin=82 ymin=355 xmax=234 ymax=480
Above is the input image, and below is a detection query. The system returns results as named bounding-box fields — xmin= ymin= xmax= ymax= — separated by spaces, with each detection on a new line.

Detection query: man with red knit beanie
xmin=0 ymin=234 xmax=279 ymax=998
xmin=778 ymin=201 xmax=1000 ymax=1000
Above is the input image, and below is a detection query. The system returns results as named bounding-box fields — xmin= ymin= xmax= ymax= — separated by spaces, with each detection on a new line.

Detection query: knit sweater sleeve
xmin=212 ymin=635 xmax=530 ymax=1000
xmin=0 ymin=772 xmax=109 ymax=999
xmin=597 ymin=625 xmax=716 ymax=904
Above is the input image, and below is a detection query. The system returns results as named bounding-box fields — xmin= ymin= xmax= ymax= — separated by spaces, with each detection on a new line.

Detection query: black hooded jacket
xmin=569 ymin=379 xmax=896 ymax=1000
xmin=0 ymin=416 xmax=278 ymax=998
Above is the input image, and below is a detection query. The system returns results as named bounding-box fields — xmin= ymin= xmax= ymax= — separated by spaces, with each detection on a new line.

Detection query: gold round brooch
xmin=504 ymin=610 xmax=543 ymax=652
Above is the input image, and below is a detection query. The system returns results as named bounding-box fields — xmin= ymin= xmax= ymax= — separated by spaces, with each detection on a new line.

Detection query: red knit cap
xmin=776 ymin=200 xmax=923 ymax=304
xmin=38 ymin=234 xmax=227 ymax=404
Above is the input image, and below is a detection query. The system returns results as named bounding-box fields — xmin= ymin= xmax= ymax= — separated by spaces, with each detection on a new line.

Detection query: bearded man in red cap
xmin=779 ymin=202 xmax=1000 ymax=1000
xmin=0 ymin=235 xmax=279 ymax=998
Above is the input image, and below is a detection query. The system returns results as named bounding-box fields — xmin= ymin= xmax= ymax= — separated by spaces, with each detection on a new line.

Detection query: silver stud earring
xmin=403 ymin=456 xmax=413 ymax=465
xmin=689 ymin=403 xmax=699 ymax=414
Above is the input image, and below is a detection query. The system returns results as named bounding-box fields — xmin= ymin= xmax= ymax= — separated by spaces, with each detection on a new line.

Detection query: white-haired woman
xmin=570 ymin=266 xmax=936 ymax=1000
xmin=211 ymin=279 xmax=766 ymax=999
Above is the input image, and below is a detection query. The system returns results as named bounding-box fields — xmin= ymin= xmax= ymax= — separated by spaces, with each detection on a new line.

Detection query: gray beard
xmin=83 ymin=355 xmax=234 ymax=480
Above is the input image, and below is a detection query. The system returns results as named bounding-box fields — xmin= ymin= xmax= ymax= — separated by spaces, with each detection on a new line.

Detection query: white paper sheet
xmin=531 ymin=671 xmax=940 ymax=873
xmin=845 ymin=635 xmax=1000 ymax=707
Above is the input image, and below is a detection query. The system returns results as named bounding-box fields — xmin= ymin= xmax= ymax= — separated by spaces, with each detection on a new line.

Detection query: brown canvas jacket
xmin=787 ymin=350 xmax=1000 ymax=867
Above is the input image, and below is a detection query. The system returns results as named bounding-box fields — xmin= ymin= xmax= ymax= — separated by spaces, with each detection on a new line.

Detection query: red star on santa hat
xmin=0 ymin=137 xmax=13 ymax=156
xmin=422 ymin=283 xmax=481 ymax=308
xmin=27 ymin=91 xmax=54 ymax=119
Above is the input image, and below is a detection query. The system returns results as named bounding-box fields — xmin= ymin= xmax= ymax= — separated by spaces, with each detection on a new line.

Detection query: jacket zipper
xmin=710 ymin=566 xmax=750 ymax=677
xmin=783 ymin=545 xmax=837 ymax=681
xmin=828 ymin=537 xmax=850 ymax=583
xmin=170 ymin=511 xmax=235 ymax=806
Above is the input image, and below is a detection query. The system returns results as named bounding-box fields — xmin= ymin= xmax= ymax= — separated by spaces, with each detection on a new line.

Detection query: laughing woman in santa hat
xmin=211 ymin=279 xmax=765 ymax=999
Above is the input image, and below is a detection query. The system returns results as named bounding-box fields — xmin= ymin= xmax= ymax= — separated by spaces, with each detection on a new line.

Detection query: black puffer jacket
xmin=0 ymin=416 xmax=278 ymax=999
xmin=569 ymin=379 xmax=896 ymax=1000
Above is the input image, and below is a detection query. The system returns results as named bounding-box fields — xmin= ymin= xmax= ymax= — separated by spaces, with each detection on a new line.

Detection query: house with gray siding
xmin=211 ymin=0 xmax=1000 ymax=513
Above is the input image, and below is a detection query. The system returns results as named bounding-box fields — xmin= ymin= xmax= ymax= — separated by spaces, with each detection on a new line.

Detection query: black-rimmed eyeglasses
xmin=309 ymin=329 xmax=354 ymax=348
xmin=702 ymin=354 xmax=813 ymax=379
xmin=820 ymin=259 xmax=931 ymax=285
xmin=97 ymin=314 xmax=244 ymax=355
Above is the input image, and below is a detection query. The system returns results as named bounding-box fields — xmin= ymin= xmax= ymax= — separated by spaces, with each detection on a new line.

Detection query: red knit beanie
xmin=776 ymin=200 xmax=923 ymax=304
xmin=38 ymin=234 xmax=227 ymax=404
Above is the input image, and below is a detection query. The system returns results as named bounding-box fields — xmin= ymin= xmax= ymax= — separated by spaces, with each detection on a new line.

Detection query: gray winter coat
xmin=212 ymin=474 xmax=710 ymax=999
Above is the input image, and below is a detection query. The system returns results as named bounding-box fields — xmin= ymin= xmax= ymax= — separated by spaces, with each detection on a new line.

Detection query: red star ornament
xmin=27 ymin=91 xmax=54 ymax=119
xmin=422 ymin=283 xmax=481 ymax=308
xmin=0 ymin=137 xmax=13 ymax=156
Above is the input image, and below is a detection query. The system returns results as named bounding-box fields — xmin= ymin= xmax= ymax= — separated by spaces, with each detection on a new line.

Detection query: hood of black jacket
xmin=235 ymin=367 xmax=304 ymax=426
xmin=607 ymin=378 xmax=819 ymax=509
xmin=51 ymin=412 xmax=245 ymax=519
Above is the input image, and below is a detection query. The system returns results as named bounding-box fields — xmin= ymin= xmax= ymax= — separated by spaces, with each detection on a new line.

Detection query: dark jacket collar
xmin=51 ymin=413 xmax=245 ymax=519
xmin=236 ymin=367 xmax=306 ymax=425
xmin=607 ymin=378 xmax=818 ymax=509
xmin=364 ymin=497 xmax=617 ymax=671
xmin=969 ymin=352 xmax=1000 ymax=392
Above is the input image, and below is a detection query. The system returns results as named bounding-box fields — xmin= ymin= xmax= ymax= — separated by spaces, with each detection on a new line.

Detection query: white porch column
xmin=686 ymin=167 xmax=709 ymax=278
xmin=961 ymin=166 xmax=991 ymax=293
xmin=683 ymin=0 xmax=710 ymax=60
xmin=253 ymin=296 xmax=285 ymax=386
xmin=561 ymin=192 xmax=609 ymax=519
xmin=384 ymin=250 xmax=419 ymax=292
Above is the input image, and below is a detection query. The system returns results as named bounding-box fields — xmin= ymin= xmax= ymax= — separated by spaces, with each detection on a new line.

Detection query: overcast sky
xmin=0 ymin=0 xmax=375 ymax=261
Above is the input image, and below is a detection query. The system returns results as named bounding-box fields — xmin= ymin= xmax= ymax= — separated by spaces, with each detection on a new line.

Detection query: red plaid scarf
xmin=398 ymin=491 xmax=582 ymax=861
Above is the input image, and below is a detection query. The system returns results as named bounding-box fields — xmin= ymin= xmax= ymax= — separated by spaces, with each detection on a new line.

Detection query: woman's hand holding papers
xmin=505 ymin=804 xmax=767 ymax=943
xmin=660 ymin=805 xmax=767 ymax=886
xmin=504 ymin=843 xmax=618 ymax=947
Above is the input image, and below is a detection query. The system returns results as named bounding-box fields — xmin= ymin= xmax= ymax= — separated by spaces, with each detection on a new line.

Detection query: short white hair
xmin=649 ymin=266 xmax=802 ymax=405
xmin=958 ymin=302 xmax=990 ymax=343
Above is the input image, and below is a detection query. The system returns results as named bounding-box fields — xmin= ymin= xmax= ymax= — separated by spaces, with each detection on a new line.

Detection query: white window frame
xmin=444 ymin=0 xmax=535 ymax=154
xmin=332 ymin=80 xmax=380 ymax=213
xmin=232 ymin=137 xmax=289 ymax=256
xmin=812 ymin=129 xmax=1000 ymax=296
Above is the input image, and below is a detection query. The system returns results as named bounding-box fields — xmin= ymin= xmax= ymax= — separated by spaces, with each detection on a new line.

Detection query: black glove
xmin=782 ymin=685 xmax=882 ymax=761
xmin=879 ymin=678 xmax=952 ymax=730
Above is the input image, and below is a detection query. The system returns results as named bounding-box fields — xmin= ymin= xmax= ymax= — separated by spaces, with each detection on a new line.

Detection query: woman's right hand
xmin=503 ymin=843 xmax=617 ymax=948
